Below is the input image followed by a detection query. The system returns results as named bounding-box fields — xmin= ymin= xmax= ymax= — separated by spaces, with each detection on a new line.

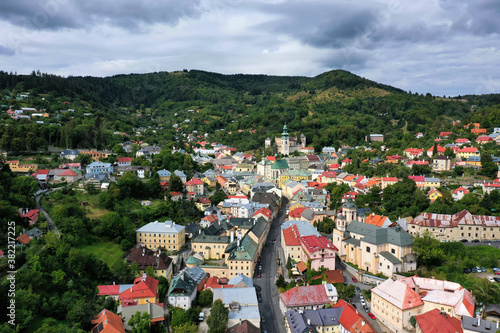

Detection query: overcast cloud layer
xmin=0 ymin=0 xmax=499 ymax=96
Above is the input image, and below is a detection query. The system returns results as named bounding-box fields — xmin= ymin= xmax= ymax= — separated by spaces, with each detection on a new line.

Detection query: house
xmin=168 ymin=270 xmax=198 ymax=309
xmin=200 ymin=214 xmax=219 ymax=228
xmin=364 ymin=213 xmax=392 ymax=228
xmin=16 ymin=233 xmax=32 ymax=245
xmin=173 ymin=170 xmax=187 ymax=183
xmin=228 ymin=320 xmax=260 ymax=333
xmin=281 ymin=222 xmax=320 ymax=262
xmin=54 ymin=168 xmax=81 ymax=183
xmin=452 ymin=187 xmax=469 ymax=201
xmin=136 ymin=220 xmax=186 ymax=251
xmin=196 ymin=197 xmax=212 ymax=211
xmin=369 ymin=134 xmax=384 ymax=142
xmin=214 ymin=287 xmax=261 ymax=329
xmin=386 ymin=155 xmax=404 ymax=164
xmin=6 ymin=160 xmax=38 ymax=173
xmin=117 ymin=157 xmax=132 ymax=166
xmin=80 ymin=150 xmax=110 ymax=161
xmin=404 ymin=148 xmax=425 ymax=159
xmin=415 ymin=308 xmax=463 ymax=333
xmin=433 ymin=155 xmax=452 ymax=171
xmin=300 ymin=235 xmax=337 ymax=270
xmin=90 ymin=309 xmax=125 ymax=333
xmin=278 ymin=170 xmax=312 ymax=188
xmin=185 ymin=177 xmax=205 ymax=195
xmin=86 ymin=161 xmax=113 ymax=175
xmin=98 ymin=274 xmax=159 ymax=305
xmin=157 ymin=169 xmax=171 ymax=181
xmin=427 ymin=145 xmax=446 ymax=158
xmin=461 ymin=316 xmax=497 ymax=333
xmin=169 ymin=192 xmax=183 ymax=201
xmin=428 ymin=188 xmax=443 ymax=202
xmin=119 ymin=303 xmax=165 ymax=331
xmin=440 ymin=132 xmax=452 ymax=138
xmin=279 ymin=283 xmax=338 ymax=314
xmin=456 ymin=147 xmax=480 ymax=160
xmin=136 ymin=145 xmax=161 ymax=157
xmin=381 ymin=177 xmax=398 ymax=189
xmin=20 ymin=208 xmax=39 ymax=225
xmin=408 ymin=209 xmax=500 ymax=242
xmin=126 ymin=247 xmax=173 ymax=279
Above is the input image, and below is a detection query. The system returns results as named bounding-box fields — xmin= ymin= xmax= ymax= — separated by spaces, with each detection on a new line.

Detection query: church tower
xmin=300 ymin=133 xmax=306 ymax=148
xmin=342 ymin=198 xmax=357 ymax=223
xmin=281 ymin=124 xmax=289 ymax=156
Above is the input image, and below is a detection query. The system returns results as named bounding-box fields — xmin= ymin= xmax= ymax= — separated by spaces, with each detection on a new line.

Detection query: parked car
xmin=352 ymin=277 xmax=358 ymax=283
xmin=255 ymin=285 xmax=262 ymax=292
xmin=488 ymin=276 xmax=495 ymax=283
xmin=363 ymin=281 xmax=370 ymax=285
xmin=495 ymin=277 xmax=500 ymax=283
xmin=258 ymin=296 xmax=262 ymax=303
xmin=476 ymin=266 xmax=482 ymax=272
xmin=463 ymin=268 xmax=471 ymax=274
xmin=355 ymin=286 xmax=361 ymax=294
xmin=359 ymin=294 xmax=364 ymax=300
xmin=368 ymin=312 xmax=377 ymax=320
xmin=472 ymin=239 xmax=480 ymax=243
xmin=495 ymin=271 xmax=500 ymax=275
xmin=481 ymin=267 xmax=487 ymax=272
xmin=199 ymin=312 xmax=205 ymax=321
xmin=360 ymin=299 xmax=366 ymax=306
xmin=471 ymin=268 xmax=477 ymax=273
xmin=493 ymin=267 xmax=500 ymax=272
xmin=363 ymin=305 xmax=370 ymax=313
xmin=258 ymin=274 xmax=261 ymax=278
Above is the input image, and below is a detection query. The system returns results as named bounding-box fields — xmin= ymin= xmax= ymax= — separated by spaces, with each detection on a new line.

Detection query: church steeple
xmin=281 ymin=123 xmax=289 ymax=156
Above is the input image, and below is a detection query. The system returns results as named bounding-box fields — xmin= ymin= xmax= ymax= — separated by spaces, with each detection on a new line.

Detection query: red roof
xmin=266 ymin=156 xmax=276 ymax=162
xmin=409 ymin=175 xmax=425 ymax=182
xmin=300 ymin=235 xmax=338 ymax=253
xmin=382 ymin=177 xmax=398 ymax=182
xmin=323 ymin=270 xmax=344 ymax=284
xmin=97 ymin=285 xmax=121 ymax=296
xmin=455 ymin=138 xmax=470 ymax=143
xmin=253 ymin=207 xmax=272 ymax=219
xmin=452 ymin=187 xmax=469 ymax=194
xmin=203 ymin=276 xmax=235 ymax=291
xmin=365 ymin=214 xmax=389 ymax=227
xmin=289 ymin=207 xmax=306 ymax=218
xmin=198 ymin=197 xmax=211 ymax=204
xmin=342 ymin=158 xmax=352 ymax=163
xmin=333 ymin=299 xmax=375 ymax=332
xmin=414 ymin=308 xmax=463 ymax=333
xmin=186 ymin=177 xmax=204 ymax=186
xmin=21 ymin=209 xmax=39 ymax=221
xmin=0 ymin=249 xmax=4 ymax=257
xmin=279 ymin=285 xmax=329 ymax=307
xmin=427 ymin=145 xmax=446 ymax=153
xmin=440 ymin=132 xmax=452 ymax=137
xmin=117 ymin=157 xmax=133 ymax=162
xmin=329 ymin=163 xmax=341 ymax=169
xmin=169 ymin=192 xmax=182 ymax=196
xmin=457 ymin=147 xmax=479 ymax=153
xmin=282 ymin=225 xmax=301 ymax=246
xmin=119 ymin=275 xmax=159 ymax=301
xmin=17 ymin=233 xmax=31 ymax=245
xmin=220 ymin=165 xmax=235 ymax=170
xmin=296 ymin=261 xmax=307 ymax=273
xmin=58 ymin=168 xmax=79 ymax=176
xmin=202 ymin=214 xmax=218 ymax=224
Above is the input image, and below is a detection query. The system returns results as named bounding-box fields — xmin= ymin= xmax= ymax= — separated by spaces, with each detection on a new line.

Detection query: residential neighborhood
xmin=2 ymin=96 xmax=500 ymax=333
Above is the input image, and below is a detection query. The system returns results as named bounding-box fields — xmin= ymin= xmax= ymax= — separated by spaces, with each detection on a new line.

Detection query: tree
xmin=207 ymin=299 xmax=228 ymax=333
xmin=413 ymin=231 xmax=445 ymax=268
xmin=276 ymin=274 xmax=286 ymax=288
xmin=128 ymin=311 xmax=151 ymax=333
xmin=198 ymin=289 xmax=213 ymax=307
xmin=169 ymin=175 xmax=184 ymax=192
xmin=480 ymin=151 xmax=497 ymax=178
xmin=173 ymin=322 xmax=197 ymax=333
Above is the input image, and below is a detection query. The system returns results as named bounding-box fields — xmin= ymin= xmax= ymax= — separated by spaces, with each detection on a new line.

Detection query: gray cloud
xmin=0 ymin=0 xmax=205 ymax=31
xmin=0 ymin=45 xmax=15 ymax=56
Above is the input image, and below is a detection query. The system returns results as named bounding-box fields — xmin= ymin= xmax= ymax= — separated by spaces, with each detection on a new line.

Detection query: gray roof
xmin=193 ymin=233 xmax=230 ymax=244
xmin=26 ymin=227 xmax=43 ymax=238
xmin=346 ymin=221 xmax=414 ymax=247
xmin=380 ymin=251 xmax=401 ymax=265
xmin=137 ymin=220 xmax=185 ymax=234
xmin=214 ymin=287 xmax=258 ymax=306
xmin=285 ymin=309 xmax=318 ymax=333
xmin=301 ymin=208 xmax=315 ymax=220
xmin=249 ymin=218 xmax=268 ymax=239
xmin=342 ymin=198 xmax=357 ymax=209
xmin=120 ymin=303 xmax=164 ymax=328
xmin=303 ymin=308 xmax=342 ymax=327
xmin=168 ymin=271 xmax=197 ymax=296
xmin=228 ymin=274 xmax=253 ymax=287
xmin=281 ymin=220 xmax=319 ymax=237
xmin=461 ymin=316 xmax=496 ymax=332
xmin=157 ymin=169 xmax=171 ymax=177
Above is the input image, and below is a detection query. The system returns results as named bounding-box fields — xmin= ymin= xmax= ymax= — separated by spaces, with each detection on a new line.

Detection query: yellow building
xmin=278 ymin=170 xmax=311 ymax=188
xmin=136 ymin=220 xmax=185 ymax=251
xmin=6 ymin=160 xmax=38 ymax=173
xmin=408 ymin=209 xmax=500 ymax=242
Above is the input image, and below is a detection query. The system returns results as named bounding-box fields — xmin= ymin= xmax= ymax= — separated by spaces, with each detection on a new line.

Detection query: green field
xmin=79 ymin=241 xmax=124 ymax=268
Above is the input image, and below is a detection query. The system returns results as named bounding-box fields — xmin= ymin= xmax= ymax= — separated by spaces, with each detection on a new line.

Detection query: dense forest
xmin=2 ymin=69 xmax=500 ymax=152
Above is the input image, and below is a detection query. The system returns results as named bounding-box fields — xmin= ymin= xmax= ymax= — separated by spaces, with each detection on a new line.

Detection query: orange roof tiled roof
xmin=364 ymin=214 xmax=389 ymax=227
xmin=91 ymin=309 xmax=125 ymax=333
xmin=17 ymin=233 xmax=31 ymax=245
xmin=297 ymin=261 xmax=307 ymax=273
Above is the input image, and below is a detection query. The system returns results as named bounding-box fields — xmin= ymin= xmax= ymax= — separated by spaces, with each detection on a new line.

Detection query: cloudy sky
xmin=0 ymin=0 xmax=499 ymax=96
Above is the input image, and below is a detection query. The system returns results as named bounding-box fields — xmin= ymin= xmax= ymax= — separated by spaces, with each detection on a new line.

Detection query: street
xmin=255 ymin=198 xmax=288 ymax=333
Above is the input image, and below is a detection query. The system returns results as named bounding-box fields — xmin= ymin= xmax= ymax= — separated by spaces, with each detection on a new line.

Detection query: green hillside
xmin=1 ymin=69 xmax=498 ymax=152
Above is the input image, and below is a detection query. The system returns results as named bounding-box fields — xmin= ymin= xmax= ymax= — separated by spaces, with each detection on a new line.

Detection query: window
xmin=391 ymin=248 xmax=395 ymax=254
xmin=366 ymin=246 xmax=371 ymax=253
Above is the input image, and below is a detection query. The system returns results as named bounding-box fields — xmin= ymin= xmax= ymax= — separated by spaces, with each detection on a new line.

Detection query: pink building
xmin=300 ymin=235 xmax=337 ymax=270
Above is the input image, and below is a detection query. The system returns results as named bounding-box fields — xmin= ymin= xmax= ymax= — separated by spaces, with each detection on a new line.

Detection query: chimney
xmin=307 ymin=318 xmax=311 ymax=325
xmin=362 ymin=320 xmax=365 ymax=326
xmin=237 ymin=230 xmax=242 ymax=240
xmin=113 ymin=281 xmax=115 ymax=285
xmin=231 ymin=230 xmax=234 ymax=243
xmin=237 ymin=239 xmax=240 ymax=247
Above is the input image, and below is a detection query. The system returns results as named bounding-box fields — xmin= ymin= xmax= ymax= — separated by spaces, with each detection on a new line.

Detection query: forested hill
xmin=1 ymin=69 xmax=499 ymax=151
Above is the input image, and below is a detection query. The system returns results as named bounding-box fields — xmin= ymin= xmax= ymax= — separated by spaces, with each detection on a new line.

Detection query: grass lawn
xmin=79 ymin=241 xmax=124 ymax=268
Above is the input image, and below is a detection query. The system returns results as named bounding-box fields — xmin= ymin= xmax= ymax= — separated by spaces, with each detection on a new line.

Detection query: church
xmin=265 ymin=124 xmax=306 ymax=156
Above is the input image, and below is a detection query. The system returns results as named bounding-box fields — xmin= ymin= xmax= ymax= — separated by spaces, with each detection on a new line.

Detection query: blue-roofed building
xmin=228 ymin=274 xmax=253 ymax=288
xmin=136 ymin=220 xmax=186 ymax=251
xmin=60 ymin=149 xmax=80 ymax=161
xmin=214 ymin=287 xmax=260 ymax=329
xmin=157 ymin=170 xmax=171 ymax=181
xmin=174 ymin=170 xmax=187 ymax=183
xmin=86 ymin=161 xmax=113 ymax=175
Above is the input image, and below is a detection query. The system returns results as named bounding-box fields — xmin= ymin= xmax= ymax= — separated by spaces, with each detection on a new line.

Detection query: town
xmin=2 ymin=95 xmax=500 ymax=333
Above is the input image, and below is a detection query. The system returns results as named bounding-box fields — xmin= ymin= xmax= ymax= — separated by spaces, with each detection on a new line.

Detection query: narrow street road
xmin=255 ymin=198 xmax=288 ymax=333
xmin=35 ymin=190 xmax=60 ymax=236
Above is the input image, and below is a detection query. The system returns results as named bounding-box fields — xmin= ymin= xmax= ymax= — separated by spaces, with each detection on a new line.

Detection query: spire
xmin=281 ymin=123 xmax=289 ymax=137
